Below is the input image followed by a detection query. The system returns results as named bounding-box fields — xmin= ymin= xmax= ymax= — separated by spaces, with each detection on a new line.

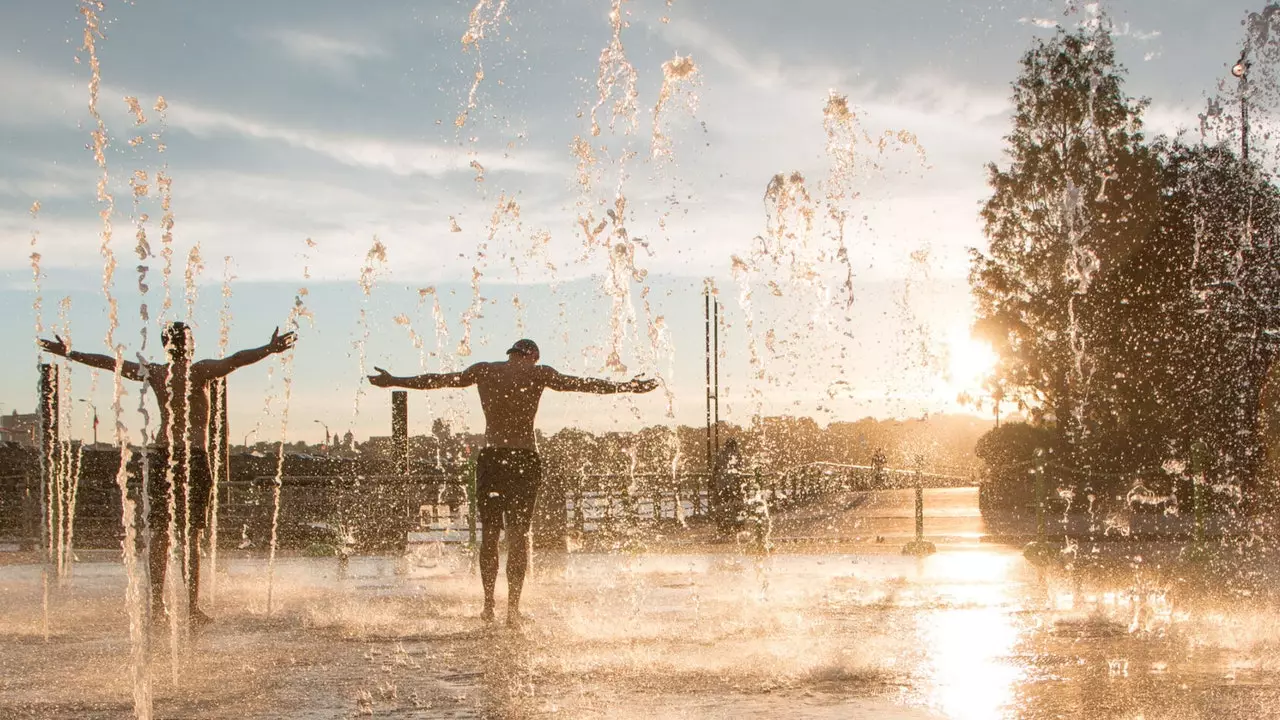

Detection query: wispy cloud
xmin=169 ymin=102 xmax=565 ymax=178
xmin=256 ymin=28 xmax=386 ymax=75
xmin=658 ymin=17 xmax=846 ymax=90
xmin=1018 ymin=17 xmax=1060 ymax=29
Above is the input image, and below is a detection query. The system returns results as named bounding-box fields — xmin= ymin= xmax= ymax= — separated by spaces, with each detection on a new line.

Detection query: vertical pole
xmin=1191 ymin=440 xmax=1208 ymax=546
xmin=713 ymin=298 xmax=720 ymax=458
xmin=391 ymin=391 xmax=409 ymax=476
xmin=38 ymin=364 xmax=59 ymax=562
xmin=1035 ymin=467 xmax=1046 ymax=540
xmin=704 ymin=291 xmax=712 ymax=517
xmin=1242 ymin=67 xmax=1250 ymax=166
xmin=914 ymin=481 xmax=925 ymax=542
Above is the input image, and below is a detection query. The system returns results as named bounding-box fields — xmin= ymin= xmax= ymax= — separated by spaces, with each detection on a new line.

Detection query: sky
xmin=0 ymin=0 xmax=1270 ymax=444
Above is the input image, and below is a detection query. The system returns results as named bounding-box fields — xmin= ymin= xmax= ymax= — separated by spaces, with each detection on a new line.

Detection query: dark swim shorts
xmin=147 ymin=445 xmax=214 ymax=530
xmin=476 ymin=448 xmax=542 ymax=533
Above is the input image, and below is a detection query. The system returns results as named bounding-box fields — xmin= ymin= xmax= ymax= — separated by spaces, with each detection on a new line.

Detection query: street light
xmin=314 ymin=419 xmax=330 ymax=447
xmin=1233 ymin=49 xmax=1251 ymax=165
xmin=76 ymin=398 xmax=99 ymax=446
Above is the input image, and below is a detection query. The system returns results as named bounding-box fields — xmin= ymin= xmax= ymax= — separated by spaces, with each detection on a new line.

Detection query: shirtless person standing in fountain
xmin=368 ymin=339 xmax=658 ymax=626
xmin=40 ymin=321 xmax=296 ymax=626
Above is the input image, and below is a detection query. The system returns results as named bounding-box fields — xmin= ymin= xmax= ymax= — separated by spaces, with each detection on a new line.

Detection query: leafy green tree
xmin=970 ymin=27 xmax=1161 ymax=470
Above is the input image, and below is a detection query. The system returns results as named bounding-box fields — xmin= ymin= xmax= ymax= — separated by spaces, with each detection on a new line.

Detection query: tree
xmin=975 ymin=422 xmax=1055 ymax=521
xmin=1107 ymin=142 xmax=1280 ymax=505
xmin=970 ymin=27 xmax=1161 ymax=471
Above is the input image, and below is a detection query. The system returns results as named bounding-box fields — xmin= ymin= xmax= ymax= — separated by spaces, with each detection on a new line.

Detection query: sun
xmin=945 ymin=325 xmax=997 ymax=398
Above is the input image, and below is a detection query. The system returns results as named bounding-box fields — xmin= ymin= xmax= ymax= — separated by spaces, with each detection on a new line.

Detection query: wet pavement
xmin=2 ymin=489 xmax=1279 ymax=719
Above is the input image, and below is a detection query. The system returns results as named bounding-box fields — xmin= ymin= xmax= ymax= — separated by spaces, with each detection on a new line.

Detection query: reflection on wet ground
xmin=2 ymin=543 xmax=1280 ymax=719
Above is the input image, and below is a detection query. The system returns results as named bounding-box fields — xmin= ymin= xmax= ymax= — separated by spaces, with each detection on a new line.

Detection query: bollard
xmin=1180 ymin=440 xmax=1214 ymax=569
xmin=391 ymin=391 xmax=408 ymax=476
xmin=1023 ymin=449 xmax=1060 ymax=566
xmin=915 ymin=484 xmax=924 ymax=540
xmin=902 ymin=462 xmax=935 ymax=556
xmin=1190 ymin=439 xmax=1208 ymax=546
xmin=1035 ymin=464 xmax=1046 ymax=540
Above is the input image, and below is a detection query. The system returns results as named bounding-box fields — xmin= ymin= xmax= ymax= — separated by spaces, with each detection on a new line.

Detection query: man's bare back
xmin=40 ymin=324 xmax=295 ymax=448
xmin=367 ymin=338 xmax=658 ymax=626
xmin=369 ymin=342 xmax=657 ymax=449
xmin=38 ymin=321 xmax=296 ymax=625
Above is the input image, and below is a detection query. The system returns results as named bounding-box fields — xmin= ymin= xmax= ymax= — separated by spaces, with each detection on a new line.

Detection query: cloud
xmin=0 ymin=57 xmax=563 ymax=180
xmin=886 ymin=73 xmax=1012 ymax=127
xmin=657 ymin=17 xmax=846 ymax=90
xmin=1019 ymin=17 xmax=1060 ymax=29
xmin=255 ymin=28 xmax=386 ymax=75
xmin=0 ymin=58 xmax=85 ymax=128
xmin=168 ymin=103 xmax=566 ymax=178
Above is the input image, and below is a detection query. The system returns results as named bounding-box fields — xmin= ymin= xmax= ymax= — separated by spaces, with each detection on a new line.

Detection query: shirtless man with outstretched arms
xmin=368 ymin=338 xmax=658 ymax=626
xmin=40 ymin=321 xmax=295 ymax=626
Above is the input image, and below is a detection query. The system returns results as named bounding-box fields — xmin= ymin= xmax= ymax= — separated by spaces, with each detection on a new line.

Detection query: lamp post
xmin=1233 ymin=51 xmax=1251 ymax=166
xmin=314 ymin=420 xmax=330 ymax=448
xmin=76 ymin=399 xmax=99 ymax=447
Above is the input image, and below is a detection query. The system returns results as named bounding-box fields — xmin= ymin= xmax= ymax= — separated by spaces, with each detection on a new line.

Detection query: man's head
xmin=161 ymin=321 xmax=193 ymax=364
xmin=505 ymin=338 xmax=540 ymax=365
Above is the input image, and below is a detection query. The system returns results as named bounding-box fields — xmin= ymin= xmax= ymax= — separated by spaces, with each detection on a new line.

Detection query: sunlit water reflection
xmin=3 ymin=540 xmax=1279 ymax=719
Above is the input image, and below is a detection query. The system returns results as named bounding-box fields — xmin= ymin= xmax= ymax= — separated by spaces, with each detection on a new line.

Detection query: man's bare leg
xmin=187 ymin=535 xmax=211 ymax=628
xmin=506 ymin=525 xmax=532 ymax=626
xmin=479 ymin=524 xmax=500 ymax=621
xmin=149 ymin=526 xmax=169 ymax=617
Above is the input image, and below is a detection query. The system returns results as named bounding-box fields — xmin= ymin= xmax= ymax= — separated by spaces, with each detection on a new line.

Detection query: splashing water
xmin=266 ymin=268 xmax=309 ymax=614
xmin=456 ymin=0 xmax=508 ymax=129
xmin=157 ymin=170 xmax=175 ymax=323
xmin=591 ymin=0 xmax=639 ymax=138
xmin=458 ymin=195 xmax=520 ymax=357
xmin=353 ymin=238 xmax=388 ymax=416
xmin=570 ymin=136 xmax=598 ymax=192
xmin=80 ymin=1 xmax=152 ymax=714
xmin=29 ymin=201 xmax=42 ymax=339
xmin=51 ymin=298 xmax=83 ymax=582
xmin=651 ymin=54 xmax=699 ymax=160
xmin=206 ymin=257 xmax=235 ymax=611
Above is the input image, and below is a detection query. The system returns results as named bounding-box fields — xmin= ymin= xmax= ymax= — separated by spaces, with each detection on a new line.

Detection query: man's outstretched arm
xmin=38 ymin=335 xmax=146 ymax=381
xmin=197 ymin=327 xmax=296 ymax=379
xmin=368 ymin=364 xmax=480 ymax=390
xmin=543 ymin=367 xmax=659 ymax=394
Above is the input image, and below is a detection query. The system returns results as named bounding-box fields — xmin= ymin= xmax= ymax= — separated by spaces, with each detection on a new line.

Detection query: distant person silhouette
xmin=368 ymin=339 xmax=659 ymax=627
xmin=712 ymin=438 xmax=746 ymax=537
xmin=40 ymin=321 xmax=296 ymax=627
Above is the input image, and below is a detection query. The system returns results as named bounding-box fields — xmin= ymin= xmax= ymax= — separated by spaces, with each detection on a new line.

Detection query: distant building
xmin=0 ymin=411 xmax=38 ymax=447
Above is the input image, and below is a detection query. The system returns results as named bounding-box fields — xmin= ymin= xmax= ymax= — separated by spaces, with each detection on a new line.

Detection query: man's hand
xmin=267 ymin=327 xmax=297 ymax=354
xmin=625 ymin=376 xmax=660 ymax=393
xmin=368 ymin=367 xmax=395 ymax=388
xmin=38 ymin=335 xmax=69 ymax=356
